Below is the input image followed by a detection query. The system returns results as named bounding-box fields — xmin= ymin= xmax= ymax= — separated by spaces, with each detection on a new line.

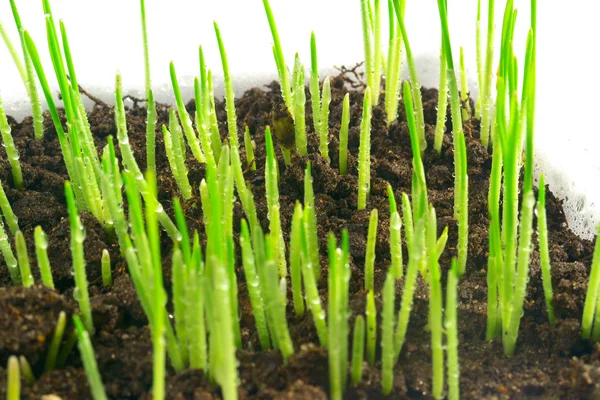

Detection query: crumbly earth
xmin=1 ymin=73 xmax=599 ymax=399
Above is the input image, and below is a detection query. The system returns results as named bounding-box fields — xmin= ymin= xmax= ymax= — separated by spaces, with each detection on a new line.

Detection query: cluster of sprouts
xmin=2 ymin=0 xmax=600 ymax=399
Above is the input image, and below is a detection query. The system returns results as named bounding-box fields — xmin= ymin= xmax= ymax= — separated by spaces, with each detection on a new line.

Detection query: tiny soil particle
xmin=1 ymin=73 xmax=599 ymax=399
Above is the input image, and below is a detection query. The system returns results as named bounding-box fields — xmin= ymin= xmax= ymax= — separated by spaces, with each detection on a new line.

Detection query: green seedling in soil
xmin=318 ymin=77 xmax=332 ymax=163
xmin=427 ymin=206 xmax=444 ymax=399
xmin=73 ymin=315 xmax=108 ymax=400
xmin=581 ymin=225 xmax=600 ymax=340
xmin=357 ymin=87 xmax=373 ymax=210
xmin=300 ymin=210 xmax=328 ymax=347
xmin=34 ymin=226 xmax=54 ymax=288
xmin=381 ymin=270 xmax=396 ymax=395
xmin=479 ymin=0 xmax=497 ymax=148
xmin=0 ymin=179 xmax=19 ymax=235
xmin=351 ymin=315 xmax=366 ymax=386
xmin=537 ymin=175 xmax=555 ymax=324
xmin=6 ymin=355 xmax=20 ymax=400
xmin=364 ymin=208 xmax=378 ymax=291
xmin=436 ymin=0 xmax=469 ymax=277
xmin=19 ymin=356 xmax=34 ymax=385
xmin=328 ymin=232 xmax=351 ymax=399
xmin=293 ymin=53 xmax=307 ymax=156
xmin=0 ymin=94 xmax=23 ymax=188
xmin=385 ymin=0 xmax=405 ymax=126
xmin=65 ymin=181 xmax=94 ymax=335
xmin=388 ymin=185 xmax=403 ymax=279
xmin=360 ymin=0 xmax=383 ymax=106
xmin=240 ymin=219 xmax=271 ymax=349
xmin=0 ymin=217 xmax=19 ymax=284
xmin=139 ymin=0 xmax=157 ymax=174
xmin=15 ymin=230 xmax=32 ymax=287
xmin=4 ymin=0 xmax=44 ymax=140
xmin=265 ymin=127 xmax=287 ymax=277
xmin=391 ymin=0 xmax=426 ymax=151
xmin=114 ymin=73 xmax=181 ymax=242
xmin=163 ymin=108 xmax=193 ymax=200
xmin=44 ymin=311 xmax=67 ymax=373
xmin=289 ymin=202 xmax=306 ymax=317
xmin=366 ymin=289 xmax=377 ymax=366
xmin=214 ymin=21 xmax=240 ymax=150
xmin=434 ymin=44 xmax=448 ymax=154
xmin=475 ymin=0 xmax=483 ymax=118
xmin=339 ymin=93 xmax=350 ymax=175
xmin=170 ymin=61 xmax=205 ymax=164
xmin=304 ymin=162 xmax=321 ymax=281
xmin=446 ymin=259 xmax=460 ymax=400
xmin=101 ymin=249 xmax=112 ymax=287
xmin=195 ymin=47 xmax=219 ymax=165
xmin=244 ymin=126 xmax=256 ymax=171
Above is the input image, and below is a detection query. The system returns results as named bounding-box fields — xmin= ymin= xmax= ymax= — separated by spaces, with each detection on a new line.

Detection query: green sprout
xmin=65 ymin=181 xmax=94 ymax=334
xmin=318 ymin=77 xmax=332 ymax=163
xmin=262 ymin=0 xmax=293 ymax=116
xmin=351 ymin=315 xmax=366 ymax=386
xmin=304 ymin=162 xmax=321 ymax=281
xmin=391 ymin=0 xmax=426 ymax=151
xmin=582 ymin=226 xmax=600 ymax=341
xmin=357 ymin=87 xmax=373 ymax=210
xmin=139 ymin=0 xmax=157 ymax=174
xmin=170 ymin=61 xmax=205 ymax=163
xmin=435 ymin=0 xmax=469 ymax=277
xmin=34 ymin=226 xmax=54 ymax=288
xmin=240 ymin=219 xmax=271 ymax=349
xmin=0 ymin=94 xmax=23 ymax=188
xmin=339 ymin=93 xmax=350 ymax=175
xmin=360 ymin=0 xmax=383 ymax=106
xmin=0 ymin=180 xmax=19 ymax=235
xmin=243 ymin=126 xmax=256 ymax=171
xmin=15 ymin=230 xmax=33 ymax=287
xmin=366 ymin=289 xmax=377 ymax=366
xmin=300 ymin=214 xmax=328 ymax=347
xmin=290 ymin=202 xmax=306 ymax=317
xmin=44 ymin=311 xmax=66 ymax=372
xmin=4 ymin=0 xmax=44 ymax=140
xmin=101 ymin=249 xmax=111 ymax=287
xmin=385 ymin=0 xmax=404 ymax=126
xmin=446 ymin=259 xmax=460 ymax=400
xmin=328 ymin=232 xmax=351 ymax=400
xmin=214 ymin=21 xmax=240 ymax=149
xmin=427 ymin=206 xmax=444 ymax=399
xmin=265 ymin=127 xmax=287 ymax=277
xmin=388 ymin=185 xmax=403 ymax=279
xmin=381 ymin=270 xmax=395 ymax=395
xmin=162 ymin=108 xmax=193 ymax=200
xmin=475 ymin=0 xmax=483 ymax=119
xmin=0 ymin=217 xmax=19 ymax=284
xmin=433 ymin=44 xmax=448 ymax=154
xmin=293 ymin=53 xmax=307 ymax=155
xmin=479 ymin=0 xmax=497 ymax=148
xmin=18 ymin=356 xmax=34 ymax=385
xmin=537 ymin=175 xmax=555 ymax=325
xmin=6 ymin=355 xmax=20 ymax=400
xmin=196 ymin=46 xmax=220 ymax=164
xmin=73 ymin=315 xmax=107 ymax=400
xmin=364 ymin=208 xmax=378 ymax=291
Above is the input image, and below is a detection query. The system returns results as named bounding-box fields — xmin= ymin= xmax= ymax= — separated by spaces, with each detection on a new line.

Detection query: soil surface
xmin=1 ymin=73 xmax=599 ymax=399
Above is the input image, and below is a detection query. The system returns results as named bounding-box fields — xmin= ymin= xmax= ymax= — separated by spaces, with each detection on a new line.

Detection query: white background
xmin=1 ymin=0 xmax=599 ymax=237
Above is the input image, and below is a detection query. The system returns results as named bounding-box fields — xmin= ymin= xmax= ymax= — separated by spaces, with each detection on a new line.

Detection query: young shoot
xmin=65 ymin=181 xmax=94 ymax=334
xmin=73 ymin=315 xmax=108 ymax=400
xmin=581 ymin=225 xmax=600 ymax=340
xmin=339 ymin=93 xmax=350 ymax=175
xmin=364 ymin=208 xmax=378 ymax=291
xmin=381 ymin=270 xmax=396 ymax=395
xmin=6 ymin=355 xmax=20 ymax=400
xmin=385 ymin=0 xmax=405 ymax=126
xmin=139 ymin=0 xmax=157 ymax=174
xmin=44 ymin=311 xmax=66 ymax=373
xmin=5 ymin=0 xmax=44 ymax=140
xmin=15 ymin=230 xmax=33 ymax=287
xmin=0 ymin=180 xmax=19 ymax=235
xmin=351 ymin=315 xmax=365 ymax=386
xmin=388 ymin=185 xmax=403 ymax=279
xmin=0 ymin=218 xmax=19 ymax=284
xmin=446 ymin=259 xmax=460 ymax=400
xmin=101 ymin=249 xmax=112 ymax=287
xmin=0 ymin=95 xmax=23 ymax=188
xmin=366 ymin=290 xmax=377 ymax=366
xmin=289 ymin=202 xmax=306 ymax=317
xmin=537 ymin=175 xmax=555 ymax=325
xmin=434 ymin=44 xmax=448 ymax=154
xmin=357 ymin=88 xmax=373 ymax=210
xmin=34 ymin=226 xmax=54 ymax=288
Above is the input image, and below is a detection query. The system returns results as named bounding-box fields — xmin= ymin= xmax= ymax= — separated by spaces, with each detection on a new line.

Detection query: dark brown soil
xmin=1 ymin=74 xmax=599 ymax=399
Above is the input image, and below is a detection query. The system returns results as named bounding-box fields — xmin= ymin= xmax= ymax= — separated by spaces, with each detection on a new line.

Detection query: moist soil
xmin=1 ymin=72 xmax=599 ymax=399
